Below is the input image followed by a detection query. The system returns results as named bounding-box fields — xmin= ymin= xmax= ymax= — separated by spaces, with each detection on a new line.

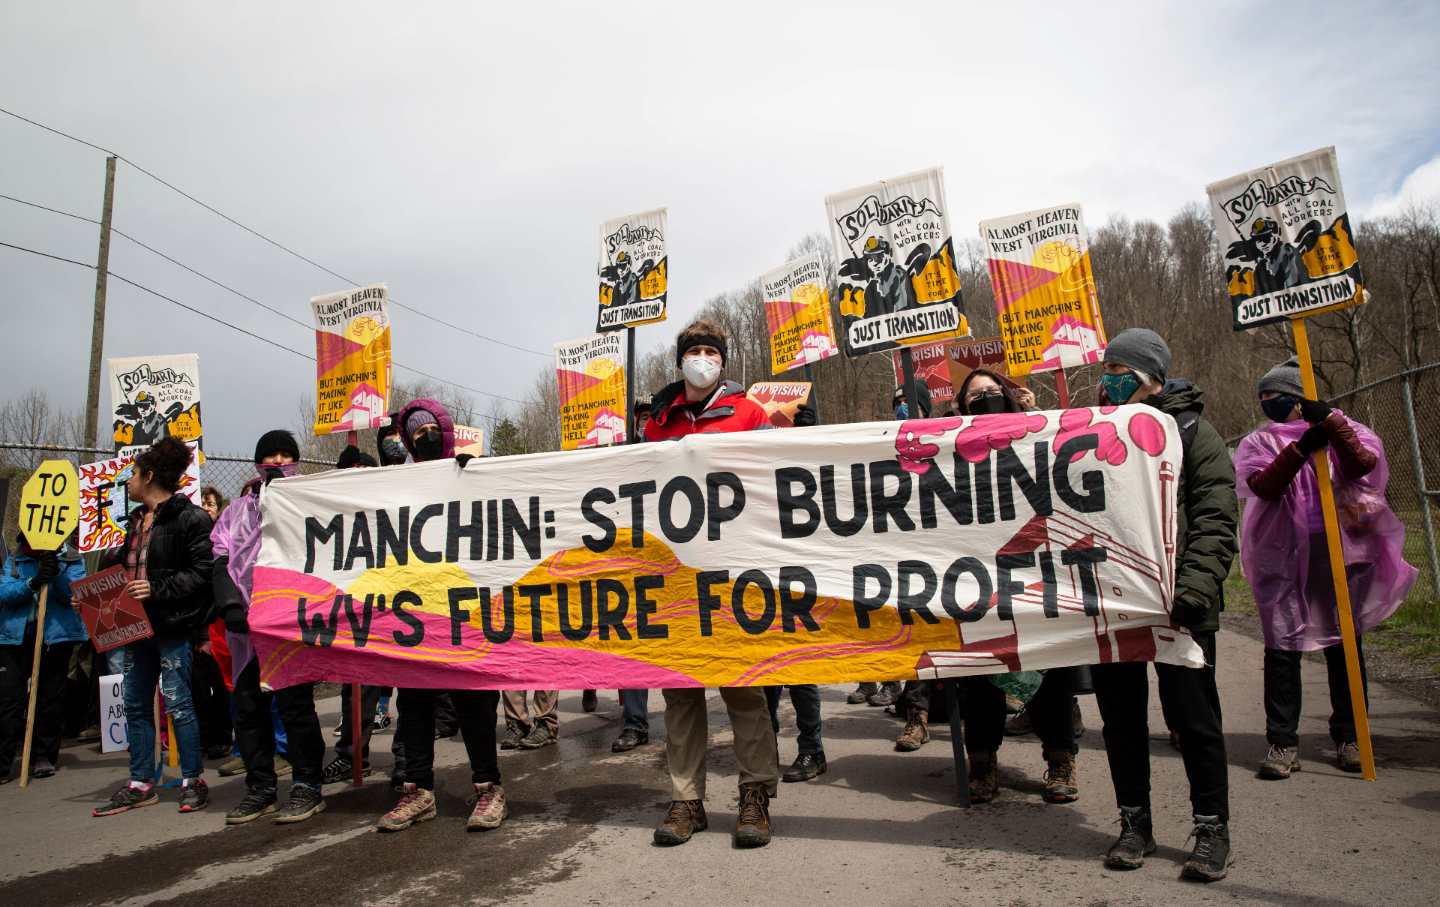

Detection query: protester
xmin=1236 ymin=357 xmax=1417 ymax=778
xmin=376 ymin=422 xmax=409 ymax=466
xmin=501 ymin=690 xmax=559 ymax=749
xmin=93 ymin=438 xmax=214 ymax=816
xmin=0 ymin=532 xmax=87 ymax=782
xmin=193 ymin=485 xmax=234 ymax=760
xmin=378 ymin=398 xmax=508 ymax=833
xmin=1089 ymin=329 xmax=1237 ymax=882
xmin=644 ymin=319 xmax=778 ymax=847
xmin=212 ymin=430 xmax=327 ymax=825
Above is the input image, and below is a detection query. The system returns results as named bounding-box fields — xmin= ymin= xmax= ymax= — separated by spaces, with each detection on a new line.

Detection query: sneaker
xmin=1104 ymin=805 xmax=1156 ymax=870
xmin=968 ymin=751 xmax=999 ymax=803
xmin=581 ymin=690 xmax=598 ymax=713
xmin=1004 ymin=709 xmax=1033 ymax=736
xmin=274 ymin=784 xmax=326 ymax=824
xmin=1004 ymin=694 xmax=1025 ymax=714
xmin=322 ymin=756 xmax=372 ymax=785
xmin=1337 ymin=741 xmax=1362 ymax=773
xmin=499 ymin=723 xmax=527 ymax=750
xmin=332 ymin=723 xmax=343 ymax=738
xmin=782 ymin=752 xmax=827 ymax=783
xmin=733 ymin=782 xmax=772 ymax=847
xmin=653 ymin=799 xmax=707 ymax=846
xmin=377 ymin=784 xmax=438 ymax=832
xmin=274 ymin=755 xmax=293 ymax=777
xmin=78 ymin=724 xmax=102 ymax=744
xmin=895 ymin=709 xmax=930 ymax=752
xmin=93 ymin=782 xmax=159 ymax=817
xmin=612 ymin=728 xmax=649 ymax=752
xmin=1042 ymin=751 xmax=1079 ymax=803
xmin=518 ymin=723 xmax=557 ymax=749
xmin=225 ymin=788 xmax=278 ymax=824
xmin=466 ymin=782 xmax=508 ymax=831
xmin=371 ymin=713 xmax=392 ymax=732
xmin=178 ymin=778 xmax=210 ymax=813
xmin=867 ymin=681 xmax=902 ymax=707
xmin=29 ymin=758 xmax=56 ymax=779
xmin=1259 ymin=744 xmax=1301 ymax=780
xmin=1181 ymin=816 xmax=1231 ymax=882
xmin=846 ymin=683 xmax=879 ymax=705
xmin=218 ymin=756 xmax=246 ymax=777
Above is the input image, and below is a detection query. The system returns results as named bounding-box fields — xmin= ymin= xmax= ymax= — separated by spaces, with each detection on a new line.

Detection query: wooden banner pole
xmin=1054 ymin=368 xmax=1072 ymax=409
xmin=1291 ymin=318 xmax=1376 ymax=780
xmin=17 ymin=587 xmax=50 ymax=788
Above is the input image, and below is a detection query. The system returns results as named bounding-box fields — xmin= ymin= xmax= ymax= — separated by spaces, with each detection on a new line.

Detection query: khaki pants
xmin=662 ymin=687 xmax=778 ymax=801
xmin=502 ymin=690 xmax=559 ymax=733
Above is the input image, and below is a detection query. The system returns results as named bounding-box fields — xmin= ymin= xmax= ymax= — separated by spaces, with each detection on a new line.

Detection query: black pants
xmin=0 ymin=631 xmax=74 ymax=769
xmin=396 ymin=688 xmax=500 ymax=790
xmin=191 ymin=646 xmax=232 ymax=751
xmin=1264 ymin=639 xmax=1368 ymax=747
xmin=962 ymin=668 xmax=1077 ymax=756
xmin=336 ymin=683 xmax=385 ymax=762
xmin=232 ymin=659 xmax=325 ymax=791
xmin=1092 ymin=631 xmax=1228 ymax=821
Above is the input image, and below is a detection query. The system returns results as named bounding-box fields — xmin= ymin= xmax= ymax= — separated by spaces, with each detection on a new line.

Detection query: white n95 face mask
xmin=682 ymin=356 xmax=721 ymax=388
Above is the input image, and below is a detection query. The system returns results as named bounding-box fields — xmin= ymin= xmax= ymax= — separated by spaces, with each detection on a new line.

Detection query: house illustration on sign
xmin=1039 ymin=315 xmax=1104 ymax=369
xmin=342 ymin=382 xmax=386 ymax=429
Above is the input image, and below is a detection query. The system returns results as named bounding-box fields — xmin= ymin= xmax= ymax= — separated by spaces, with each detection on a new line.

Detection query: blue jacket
xmin=0 ymin=550 xmax=89 ymax=646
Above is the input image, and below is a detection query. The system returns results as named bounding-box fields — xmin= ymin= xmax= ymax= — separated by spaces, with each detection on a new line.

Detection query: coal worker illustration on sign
xmin=115 ymin=392 xmax=180 ymax=447
xmin=600 ymin=250 xmax=652 ymax=309
xmin=838 ymin=236 xmax=931 ymax=317
xmin=1227 ymin=217 xmax=1322 ymax=295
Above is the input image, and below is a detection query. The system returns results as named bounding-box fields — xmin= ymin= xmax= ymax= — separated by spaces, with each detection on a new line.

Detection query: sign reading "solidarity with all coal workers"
xmin=250 ymin=407 xmax=1202 ymax=690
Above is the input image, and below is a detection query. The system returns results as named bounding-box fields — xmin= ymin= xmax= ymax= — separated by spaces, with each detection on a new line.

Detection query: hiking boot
xmin=466 ymin=782 xmax=508 ymax=831
xmin=1042 ymin=750 xmax=1079 ymax=803
xmin=581 ymin=689 xmax=598 ymax=713
xmin=274 ymin=783 xmax=326 ymax=824
xmin=518 ymin=723 xmax=557 ymax=749
xmin=377 ymin=783 xmax=437 ymax=832
xmin=225 ymin=788 xmax=278 ymax=824
xmin=782 ymin=752 xmax=827 ymax=783
xmin=29 ymin=758 xmax=56 ymax=779
xmin=734 ymin=782 xmax=772 ymax=847
xmin=967 ymin=751 xmax=999 ymax=803
xmin=93 ymin=783 xmax=158 ymax=817
xmin=846 ymin=683 xmax=879 ymax=704
xmin=1337 ymin=741 xmax=1362 ymax=773
xmin=322 ymin=756 xmax=371 ymax=785
xmin=895 ymin=708 xmax=930 ymax=751
xmin=867 ymin=681 xmax=902 ymax=707
xmin=1259 ymin=744 xmax=1301 ymax=780
xmin=274 ymin=755 xmax=293 ymax=777
xmin=218 ymin=755 xmax=246 ymax=777
xmin=612 ymin=727 xmax=649 ymax=752
xmin=653 ymin=799 xmax=707 ymax=846
xmin=499 ymin=723 xmax=527 ymax=750
xmin=1104 ymin=805 xmax=1156 ymax=870
xmin=1004 ymin=709 xmax=1033 ymax=736
xmin=178 ymin=778 xmax=209 ymax=813
xmin=1181 ymin=816 xmax=1231 ymax=882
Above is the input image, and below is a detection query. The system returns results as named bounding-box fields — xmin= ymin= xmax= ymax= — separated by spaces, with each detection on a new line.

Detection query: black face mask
xmin=966 ymin=392 xmax=1010 ymax=415
xmin=1261 ymin=393 xmax=1298 ymax=423
xmin=412 ymin=431 xmax=444 ymax=460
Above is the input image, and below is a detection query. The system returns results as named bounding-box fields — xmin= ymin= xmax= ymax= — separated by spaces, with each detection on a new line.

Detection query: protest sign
xmin=71 ymin=565 xmax=154 ymax=652
xmin=77 ymin=445 xmax=201 ymax=553
xmin=892 ymin=342 xmax=955 ymax=411
xmin=20 ymin=460 xmax=79 ymax=552
xmin=556 ymin=332 xmax=628 ymax=450
xmin=597 ymin=209 xmax=668 ymax=331
xmin=761 ymin=254 xmax=839 ymax=374
xmin=99 ymin=674 xmax=128 ymax=754
xmin=747 ymin=382 xmax=812 ymax=428
xmin=250 ymin=406 xmax=1200 ymax=691
xmin=311 ymin=284 xmax=392 ymax=435
xmin=1207 ymin=147 xmax=1364 ymax=330
xmin=947 ymin=336 xmax=1020 ymax=392
xmin=454 ymin=425 xmax=486 ymax=458
xmin=980 ymin=204 xmax=1106 ymax=377
xmin=827 ymin=167 xmax=970 ymax=357
xmin=109 ymin=354 xmax=202 ymax=456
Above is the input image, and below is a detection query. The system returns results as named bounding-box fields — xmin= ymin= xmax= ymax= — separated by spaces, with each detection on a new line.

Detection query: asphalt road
xmin=3 ymin=626 xmax=1438 ymax=906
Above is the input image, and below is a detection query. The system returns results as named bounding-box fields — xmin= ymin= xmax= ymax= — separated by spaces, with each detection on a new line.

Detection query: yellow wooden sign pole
xmin=17 ymin=587 xmax=50 ymax=789
xmin=1292 ymin=318 xmax=1376 ymax=780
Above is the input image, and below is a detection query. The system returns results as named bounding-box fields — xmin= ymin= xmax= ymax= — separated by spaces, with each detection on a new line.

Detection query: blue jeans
xmin=123 ymin=636 xmax=204 ymax=781
xmin=621 ymin=689 xmax=649 ymax=732
xmin=766 ymin=684 xmax=823 ymax=756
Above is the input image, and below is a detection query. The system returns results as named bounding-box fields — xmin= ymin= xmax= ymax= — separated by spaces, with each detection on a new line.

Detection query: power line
xmin=0 ymin=105 xmax=551 ymax=359
xmin=0 ymin=239 xmax=96 ymax=269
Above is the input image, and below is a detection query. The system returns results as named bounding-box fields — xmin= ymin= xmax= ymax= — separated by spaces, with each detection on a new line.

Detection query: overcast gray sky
xmin=3 ymin=1 xmax=1438 ymax=454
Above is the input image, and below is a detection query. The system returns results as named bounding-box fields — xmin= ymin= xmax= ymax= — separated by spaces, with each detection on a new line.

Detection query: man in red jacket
xmin=644 ymin=319 xmax=778 ymax=847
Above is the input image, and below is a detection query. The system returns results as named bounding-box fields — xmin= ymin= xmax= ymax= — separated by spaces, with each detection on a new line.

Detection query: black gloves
xmin=220 ymin=602 xmax=250 ymax=635
xmin=1299 ymin=398 xmax=1333 ymax=423
xmin=456 ymin=453 xmax=474 ymax=468
xmin=1298 ymin=424 xmax=1330 ymax=455
xmin=793 ymin=405 xmax=817 ymax=427
xmin=1171 ymin=594 xmax=1209 ymax=629
xmin=29 ymin=552 xmax=59 ymax=591
xmin=212 ymin=556 xmax=249 ymax=634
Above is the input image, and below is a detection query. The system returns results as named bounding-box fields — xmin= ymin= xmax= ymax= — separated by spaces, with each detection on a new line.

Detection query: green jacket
xmin=1147 ymin=380 xmax=1238 ymax=633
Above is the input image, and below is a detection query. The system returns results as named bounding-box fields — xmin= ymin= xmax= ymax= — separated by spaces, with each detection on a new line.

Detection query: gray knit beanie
xmin=1103 ymin=328 xmax=1171 ymax=383
xmin=1257 ymin=356 xmax=1305 ymax=397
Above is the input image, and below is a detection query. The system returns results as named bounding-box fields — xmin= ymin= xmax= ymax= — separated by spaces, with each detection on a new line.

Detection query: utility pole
xmin=83 ymin=155 xmax=117 ymax=449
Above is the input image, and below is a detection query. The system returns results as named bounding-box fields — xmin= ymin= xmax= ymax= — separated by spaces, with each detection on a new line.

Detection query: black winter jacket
xmin=100 ymin=493 xmax=215 ymax=637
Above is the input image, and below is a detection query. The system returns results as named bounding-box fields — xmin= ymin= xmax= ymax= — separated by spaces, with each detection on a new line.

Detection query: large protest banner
xmin=747 ymin=381 xmax=812 ymax=428
xmin=311 ymin=284 xmax=392 ymax=436
xmin=892 ymin=342 xmax=954 ymax=411
xmin=761 ymin=254 xmax=839 ymax=374
xmin=556 ymin=332 xmax=628 ymax=449
xmin=979 ymin=204 xmax=1106 ymax=378
xmin=827 ymin=167 xmax=970 ymax=357
xmin=250 ymin=406 xmax=1201 ymax=690
xmin=109 ymin=354 xmax=202 ymax=456
xmin=1207 ymin=147 xmax=1364 ymax=330
xmin=597 ymin=209 xmax=668 ymax=331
